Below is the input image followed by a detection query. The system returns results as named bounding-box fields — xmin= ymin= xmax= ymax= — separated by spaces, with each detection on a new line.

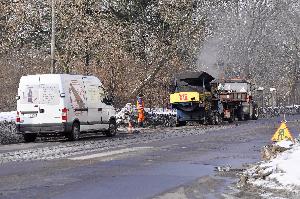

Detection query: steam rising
xmin=196 ymin=38 xmax=221 ymax=78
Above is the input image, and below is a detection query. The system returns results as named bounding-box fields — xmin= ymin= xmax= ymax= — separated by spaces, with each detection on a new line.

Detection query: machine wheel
xmin=215 ymin=113 xmax=223 ymax=125
xmin=208 ymin=113 xmax=215 ymax=125
xmin=244 ymin=114 xmax=250 ymax=120
xmin=23 ymin=133 xmax=37 ymax=142
xmin=68 ymin=122 xmax=80 ymax=141
xmin=238 ymin=109 xmax=245 ymax=121
xmin=106 ymin=119 xmax=117 ymax=137
xmin=209 ymin=113 xmax=220 ymax=125
xmin=226 ymin=109 xmax=234 ymax=123
xmin=238 ymin=113 xmax=245 ymax=121
xmin=252 ymin=106 xmax=259 ymax=120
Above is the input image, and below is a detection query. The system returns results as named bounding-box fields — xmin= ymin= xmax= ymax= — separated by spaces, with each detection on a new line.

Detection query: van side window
xmin=98 ymin=85 xmax=105 ymax=100
xmin=86 ymin=86 xmax=101 ymax=104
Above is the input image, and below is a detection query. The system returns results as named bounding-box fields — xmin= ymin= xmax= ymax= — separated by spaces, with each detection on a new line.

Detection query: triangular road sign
xmin=271 ymin=122 xmax=294 ymax=142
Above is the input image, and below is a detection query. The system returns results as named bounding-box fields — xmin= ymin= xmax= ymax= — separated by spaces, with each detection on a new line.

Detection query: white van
xmin=16 ymin=74 xmax=116 ymax=142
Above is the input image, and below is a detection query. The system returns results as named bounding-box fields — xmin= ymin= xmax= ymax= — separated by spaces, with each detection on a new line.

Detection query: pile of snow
xmin=0 ymin=111 xmax=23 ymax=144
xmin=0 ymin=111 xmax=22 ymax=144
xmin=275 ymin=139 xmax=294 ymax=149
xmin=144 ymin=111 xmax=176 ymax=127
xmin=0 ymin=111 xmax=16 ymax=122
xmin=258 ymin=106 xmax=300 ymax=118
xmin=144 ymin=108 xmax=176 ymax=115
xmin=0 ymin=121 xmax=23 ymax=144
xmin=116 ymin=104 xmax=176 ymax=127
xmin=116 ymin=103 xmax=134 ymax=125
xmin=245 ymin=139 xmax=300 ymax=192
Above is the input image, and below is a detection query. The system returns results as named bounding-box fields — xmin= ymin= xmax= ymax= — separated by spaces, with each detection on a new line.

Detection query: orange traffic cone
xmin=128 ymin=120 xmax=133 ymax=133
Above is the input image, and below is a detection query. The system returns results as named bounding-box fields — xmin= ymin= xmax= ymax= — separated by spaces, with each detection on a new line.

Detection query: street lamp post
xmin=50 ymin=0 xmax=55 ymax=74
xmin=270 ymin=88 xmax=276 ymax=109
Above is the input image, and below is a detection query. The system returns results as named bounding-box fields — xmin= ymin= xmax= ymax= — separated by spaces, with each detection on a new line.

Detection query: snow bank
xmin=116 ymin=104 xmax=176 ymax=127
xmin=256 ymin=144 xmax=300 ymax=188
xmin=247 ymin=140 xmax=300 ymax=191
xmin=275 ymin=140 xmax=293 ymax=149
xmin=0 ymin=111 xmax=16 ymax=122
xmin=0 ymin=111 xmax=22 ymax=144
xmin=144 ymin=108 xmax=176 ymax=115
xmin=116 ymin=103 xmax=134 ymax=124
xmin=0 ymin=122 xmax=23 ymax=144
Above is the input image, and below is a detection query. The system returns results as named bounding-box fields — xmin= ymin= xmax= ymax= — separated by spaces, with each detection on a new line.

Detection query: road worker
xmin=136 ymin=95 xmax=145 ymax=127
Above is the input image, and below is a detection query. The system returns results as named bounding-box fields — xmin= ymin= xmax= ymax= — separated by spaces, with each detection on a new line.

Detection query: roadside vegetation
xmin=0 ymin=0 xmax=299 ymax=110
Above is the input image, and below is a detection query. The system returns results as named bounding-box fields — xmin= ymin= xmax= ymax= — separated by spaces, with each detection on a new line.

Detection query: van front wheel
xmin=68 ymin=122 xmax=80 ymax=141
xmin=23 ymin=133 xmax=37 ymax=142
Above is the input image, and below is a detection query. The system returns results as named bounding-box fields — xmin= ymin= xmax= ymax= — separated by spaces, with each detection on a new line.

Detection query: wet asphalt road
xmin=1 ymin=115 xmax=300 ymax=199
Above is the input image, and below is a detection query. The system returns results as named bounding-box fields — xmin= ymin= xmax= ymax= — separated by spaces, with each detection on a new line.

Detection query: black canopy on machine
xmin=211 ymin=78 xmax=250 ymax=84
xmin=174 ymin=71 xmax=215 ymax=92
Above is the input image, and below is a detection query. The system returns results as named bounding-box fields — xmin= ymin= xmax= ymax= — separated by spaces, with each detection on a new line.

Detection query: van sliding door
xmin=83 ymin=76 xmax=108 ymax=130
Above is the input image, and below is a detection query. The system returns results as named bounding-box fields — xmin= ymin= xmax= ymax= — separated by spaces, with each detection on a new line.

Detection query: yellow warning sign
xmin=271 ymin=122 xmax=294 ymax=142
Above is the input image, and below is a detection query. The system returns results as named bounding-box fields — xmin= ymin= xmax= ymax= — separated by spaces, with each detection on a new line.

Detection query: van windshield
xmin=20 ymin=84 xmax=60 ymax=105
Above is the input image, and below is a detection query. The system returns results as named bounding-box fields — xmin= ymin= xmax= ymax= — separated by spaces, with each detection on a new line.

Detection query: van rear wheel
xmin=23 ymin=133 xmax=37 ymax=143
xmin=106 ymin=119 xmax=117 ymax=137
xmin=68 ymin=122 xmax=80 ymax=141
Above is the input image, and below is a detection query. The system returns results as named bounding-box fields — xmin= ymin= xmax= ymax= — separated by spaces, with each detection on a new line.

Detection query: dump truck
xmin=170 ymin=71 xmax=223 ymax=126
xmin=211 ymin=79 xmax=258 ymax=122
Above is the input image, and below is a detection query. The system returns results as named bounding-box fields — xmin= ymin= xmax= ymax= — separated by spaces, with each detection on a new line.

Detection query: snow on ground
xmin=0 ymin=121 xmax=22 ymax=144
xmin=144 ymin=108 xmax=176 ymax=115
xmin=116 ymin=104 xmax=176 ymax=127
xmin=0 ymin=111 xmax=22 ymax=144
xmin=275 ymin=140 xmax=294 ymax=149
xmin=247 ymin=139 xmax=300 ymax=192
xmin=0 ymin=107 xmax=176 ymax=145
xmin=0 ymin=111 xmax=16 ymax=122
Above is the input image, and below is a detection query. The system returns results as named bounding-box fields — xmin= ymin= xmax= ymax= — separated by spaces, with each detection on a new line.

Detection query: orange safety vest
xmin=137 ymin=99 xmax=145 ymax=122
xmin=137 ymin=100 xmax=144 ymax=110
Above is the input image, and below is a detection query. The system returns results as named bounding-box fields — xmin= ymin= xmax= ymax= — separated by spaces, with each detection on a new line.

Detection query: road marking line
xmin=68 ymin=147 xmax=153 ymax=160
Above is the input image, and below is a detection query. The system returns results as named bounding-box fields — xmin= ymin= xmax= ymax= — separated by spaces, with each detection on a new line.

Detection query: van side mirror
xmin=60 ymin=93 xmax=66 ymax=98
xmin=102 ymin=96 xmax=113 ymax=105
xmin=15 ymin=95 xmax=20 ymax=100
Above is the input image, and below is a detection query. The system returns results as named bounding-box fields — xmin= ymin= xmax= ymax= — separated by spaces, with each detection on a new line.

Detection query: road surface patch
xmin=68 ymin=147 xmax=153 ymax=160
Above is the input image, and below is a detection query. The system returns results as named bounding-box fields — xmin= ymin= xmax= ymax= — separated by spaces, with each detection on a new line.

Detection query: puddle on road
xmin=137 ymin=161 xmax=214 ymax=177
xmin=53 ymin=159 xmax=244 ymax=199
xmin=150 ymin=157 xmax=253 ymax=199
xmin=52 ymin=161 xmax=215 ymax=199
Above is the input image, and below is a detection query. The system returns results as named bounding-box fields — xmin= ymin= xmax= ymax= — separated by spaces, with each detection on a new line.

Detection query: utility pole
xmin=50 ymin=0 xmax=55 ymax=74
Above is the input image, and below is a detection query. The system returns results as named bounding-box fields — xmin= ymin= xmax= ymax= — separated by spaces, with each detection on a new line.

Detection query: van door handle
xmin=74 ymin=108 xmax=88 ymax=112
xmin=34 ymin=105 xmax=38 ymax=107
xmin=39 ymin=109 xmax=45 ymax=113
xmin=98 ymin=108 xmax=102 ymax=111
